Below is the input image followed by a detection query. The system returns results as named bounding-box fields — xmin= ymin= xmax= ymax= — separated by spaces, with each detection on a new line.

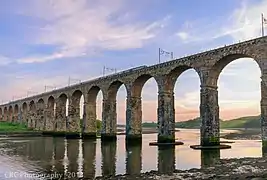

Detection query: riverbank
xmin=221 ymin=128 xmax=261 ymax=140
xmin=95 ymin=156 xmax=267 ymax=179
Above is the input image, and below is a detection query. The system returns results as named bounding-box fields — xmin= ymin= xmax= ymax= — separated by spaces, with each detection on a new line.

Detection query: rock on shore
xmin=95 ymin=157 xmax=267 ymax=180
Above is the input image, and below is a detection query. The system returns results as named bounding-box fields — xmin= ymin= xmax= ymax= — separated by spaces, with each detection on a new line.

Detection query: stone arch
xmin=47 ymin=96 xmax=56 ymax=131
xmin=22 ymin=102 xmax=28 ymax=125
xmin=87 ymin=86 xmax=103 ymax=103
xmin=37 ymin=99 xmax=45 ymax=130
xmin=107 ymin=80 xmax=127 ymax=101
xmin=131 ymin=74 xmax=159 ymax=97
xmin=208 ymin=54 xmax=260 ymax=86
xmin=83 ymin=86 xmax=104 ymax=136
xmin=55 ymin=93 xmax=68 ymax=131
xmin=14 ymin=104 xmax=19 ymax=122
xmin=71 ymin=90 xmax=83 ymax=107
xmin=4 ymin=107 xmax=7 ymax=121
xmin=8 ymin=105 xmax=13 ymax=122
xmin=0 ymin=108 xmax=2 ymax=121
xmin=165 ymin=65 xmax=201 ymax=92
xmin=29 ymin=100 xmax=36 ymax=129
xmin=69 ymin=90 xmax=84 ymax=132
xmin=29 ymin=100 xmax=36 ymax=111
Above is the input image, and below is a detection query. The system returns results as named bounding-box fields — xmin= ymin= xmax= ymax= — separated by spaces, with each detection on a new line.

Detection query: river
xmin=0 ymin=129 xmax=263 ymax=179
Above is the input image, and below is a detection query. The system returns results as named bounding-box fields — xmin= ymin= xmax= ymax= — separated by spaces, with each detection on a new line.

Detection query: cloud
xmin=15 ymin=0 xmax=169 ymax=63
xmin=226 ymin=0 xmax=267 ymax=41
xmin=0 ymin=55 xmax=11 ymax=66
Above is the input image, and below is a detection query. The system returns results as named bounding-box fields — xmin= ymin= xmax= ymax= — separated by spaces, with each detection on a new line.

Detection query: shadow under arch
xmin=46 ymin=96 xmax=56 ymax=132
xmin=4 ymin=107 xmax=7 ymax=122
xmin=37 ymin=98 xmax=45 ymax=130
xmin=0 ymin=107 xmax=2 ymax=121
xmin=68 ymin=90 xmax=84 ymax=134
xmin=8 ymin=105 xmax=13 ymax=122
xmin=29 ymin=100 xmax=36 ymax=129
xmin=22 ymin=102 xmax=27 ymax=125
xmin=14 ymin=104 xmax=19 ymax=122
xmin=56 ymin=93 xmax=68 ymax=133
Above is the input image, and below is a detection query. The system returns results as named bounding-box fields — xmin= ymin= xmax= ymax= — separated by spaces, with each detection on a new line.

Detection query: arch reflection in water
xmin=66 ymin=139 xmax=79 ymax=174
xmin=157 ymin=146 xmax=175 ymax=174
xmin=262 ymin=142 xmax=267 ymax=157
xmin=83 ymin=140 xmax=96 ymax=178
xmin=101 ymin=141 xmax=117 ymax=177
xmin=53 ymin=138 xmax=65 ymax=173
xmin=125 ymin=143 xmax=142 ymax=175
xmin=200 ymin=149 xmax=220 ymax=168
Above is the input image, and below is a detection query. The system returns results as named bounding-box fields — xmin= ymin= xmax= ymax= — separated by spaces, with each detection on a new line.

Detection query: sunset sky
xmin=0 ymin=0 xmax=266 ymax=123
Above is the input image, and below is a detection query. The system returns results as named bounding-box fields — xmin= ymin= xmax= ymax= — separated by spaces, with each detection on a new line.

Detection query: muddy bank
xmin=95 ymin=156 xmax=267 ymax=180
xmin=221 ymin=128 xmax=261 ymax=140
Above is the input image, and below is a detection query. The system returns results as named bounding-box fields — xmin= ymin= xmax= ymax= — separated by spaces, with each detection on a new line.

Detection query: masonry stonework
xmin=1 ymin=36 xmax=267 ymax=146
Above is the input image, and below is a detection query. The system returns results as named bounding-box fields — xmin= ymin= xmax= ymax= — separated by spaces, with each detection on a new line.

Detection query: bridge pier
xmin=82 ymin=101 xmax=97 ymax=139
xmin=54 ymin=99 xmax=67 ymax=137
xmin=42 ymin=106 xmax=55 ymax=135
xmin=200 ymin=85 xmax=220 ymax=146
xmin=101 ymin=99 xmax=117 ymax=141
xmin=66 ymin=98 xmax=81 ymax=139
xmin=125 ymin=96 xmax=142 ymax=145
xmin=157 ymin=91 xmax=175 ymax=143
xmin=261 ymin=77 xmax=267 ymax=148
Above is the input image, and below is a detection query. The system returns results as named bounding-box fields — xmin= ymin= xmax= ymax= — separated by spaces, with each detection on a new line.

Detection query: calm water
xmin=0 ymin=129 xmax=264 ymax=179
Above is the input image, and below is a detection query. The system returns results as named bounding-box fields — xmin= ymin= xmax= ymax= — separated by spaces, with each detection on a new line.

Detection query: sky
xmin=0 ymin=0 xmax=266 ymax=123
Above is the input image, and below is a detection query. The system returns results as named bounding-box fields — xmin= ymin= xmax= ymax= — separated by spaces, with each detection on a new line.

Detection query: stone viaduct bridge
xmin=1 ymin=36 xmax=267 ymax=146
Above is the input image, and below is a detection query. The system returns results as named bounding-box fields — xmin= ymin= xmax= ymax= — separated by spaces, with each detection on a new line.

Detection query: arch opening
xmin=8 ymin=106 xmax=13 ymax=122
xmin=87 ymin=86 xmax=103 ymax=133
xmin=48 ymin=96 xmax=56 ymax=130
xmin=57 ymin=93 xmax=68 ymax=131
xmin=209 ymin=54 xmax=260 ymax=86
xmin=0 ymin=108 xmax=2 ymax=121
xmin=4 ymin=107 xmax=7 ymax=122
xmin=216 ymin=57 xmax=261 ymax=124
xmin=14 ymin=104 xmax=19 ymax=122
xmin=131 ymin=75 xmax=159 ymax=132
xmin=172 ymin=68 xmax=201 ymax=131
xmin=107 ymin=81 xmax=127 ymax=132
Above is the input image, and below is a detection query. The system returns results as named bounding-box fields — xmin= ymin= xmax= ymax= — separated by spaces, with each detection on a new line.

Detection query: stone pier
xmin=101 ymin=141 xmax=116 ymax=177
xmin=158 ymin=146 xmax=175 ymax=174
xmin=200 ymin=85 xmax=220 ymax=146
xmin=126 ymin=143 xmax=142 ymax=175
xmin=67 ymin=98 xmax=80 ymax=138
xmin=261 ymin=75 xmax=267 ymax=148
xmin=36 ymin=101 xmax=45 ymax=131
xmin=55 ymin=98 xmax=67 ymax=136
xmin=157 ymin=91 xmax=175 ymax=143
xmin=101 ymin=99 xmax=117 ymax=141
xmin=82 ymin=101 xmax=97 ymax=139
xmin=126 ymin=96 xmax=142 ymax=143
xmin=44 ymin=104 xmax=55 ymax=133
xmin=83 ymin=140 xmax=96 ymax=177
xmin=201 ymin=149 xmax=220 ymax=168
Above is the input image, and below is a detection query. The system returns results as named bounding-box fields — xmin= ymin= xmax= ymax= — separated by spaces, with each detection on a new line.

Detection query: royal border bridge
xmin=1 ymin=36 xmax=267 ymax=146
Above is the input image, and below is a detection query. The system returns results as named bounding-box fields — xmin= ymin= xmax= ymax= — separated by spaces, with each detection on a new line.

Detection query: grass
xmin=0 ymin=121 xmax=31 ymax=132
xmin=142 ymin=115 xmax=261 ymax=129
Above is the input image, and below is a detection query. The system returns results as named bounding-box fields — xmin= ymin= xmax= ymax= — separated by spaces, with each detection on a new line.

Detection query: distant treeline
xmin=141 ymin=115 xmax=261 ymax=129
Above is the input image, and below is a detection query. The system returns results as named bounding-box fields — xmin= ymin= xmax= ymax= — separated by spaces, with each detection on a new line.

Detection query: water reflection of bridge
xmin=2 ymin=137 xmax=267 ymax=179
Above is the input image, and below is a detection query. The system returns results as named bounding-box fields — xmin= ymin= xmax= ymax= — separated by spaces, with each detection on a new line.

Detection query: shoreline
xmin=94 ymin=156 xmax=267 ymax=179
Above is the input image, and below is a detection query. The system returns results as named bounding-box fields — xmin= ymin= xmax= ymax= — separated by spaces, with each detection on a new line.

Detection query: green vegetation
xmin=0 ymin=121 xmax=30 ymax=132
xmin=142 ymin=115 xmax=261 ymax=129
